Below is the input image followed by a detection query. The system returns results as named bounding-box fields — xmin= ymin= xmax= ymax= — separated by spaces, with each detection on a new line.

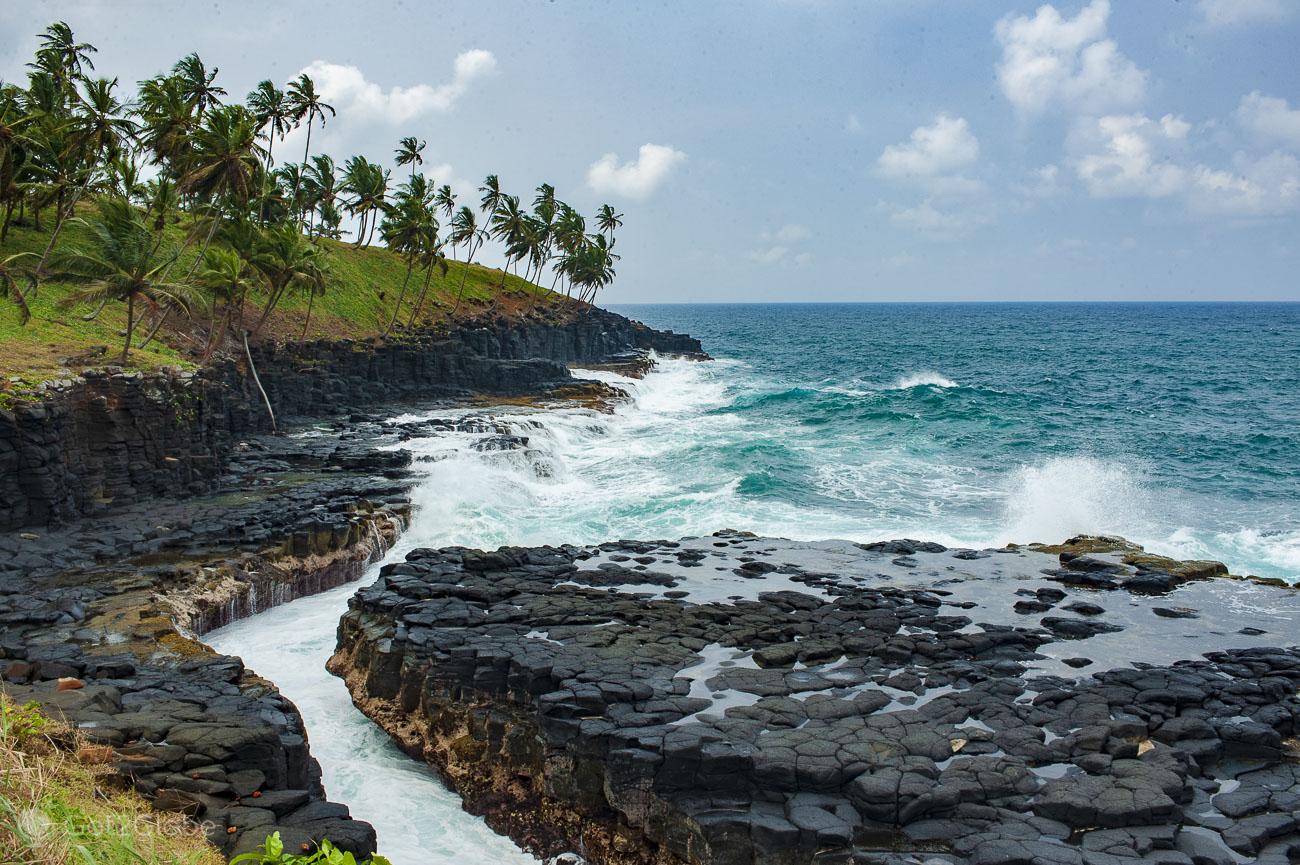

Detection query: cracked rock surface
xmin=332 ymin=531 xmax=1300 ymax=865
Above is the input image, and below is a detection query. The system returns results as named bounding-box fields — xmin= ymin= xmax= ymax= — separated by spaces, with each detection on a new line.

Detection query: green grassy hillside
xmin=0 ymin=214 xmax=571 ymax=384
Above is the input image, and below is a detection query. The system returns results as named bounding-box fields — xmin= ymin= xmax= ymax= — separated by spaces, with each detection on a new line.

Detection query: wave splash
xmin=998 ymin=456 xmax=1151 ymax=547
xmin=891 ymin=372 xmax=958 ymax=389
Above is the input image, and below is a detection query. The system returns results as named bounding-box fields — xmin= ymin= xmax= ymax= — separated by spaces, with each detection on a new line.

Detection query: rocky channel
xmin=331 ymin=532 xmax=1300 ymax=865
xmin=1 ymin=308 xmax=702 ymax=859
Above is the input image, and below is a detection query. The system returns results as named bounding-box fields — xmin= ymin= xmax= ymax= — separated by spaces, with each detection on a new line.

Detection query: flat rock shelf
xmin=330 ymin=532 xmax=1300 ymax=865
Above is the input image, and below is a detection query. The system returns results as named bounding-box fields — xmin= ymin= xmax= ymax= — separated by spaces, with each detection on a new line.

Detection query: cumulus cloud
xmin=1235 ymin=92 xmax=1300 ymax=147
xmin=1195 ymin=0 xmax=1289 ymax=28
xmin=1073 ymin=113 xmax=1190 ymax=198
xmin=885 ymin=199 xmax=994 ymax=239
xmin=1071 ymin=111 xmax=1300 ymax=217
xmin=994 ymin=0 xmax=1146 ymax=116
xmin=877 ymin=114 xmax=979 ymax=178
xmin=585 ymin=143 xmax=686 ymax=199
xmin=1188 ymin=151 xmax=1300 ymax=216
xmin=300 ymin=49 xmax=496 ymax=124
xmin=749 ymin=224 xmax=813 ymax=265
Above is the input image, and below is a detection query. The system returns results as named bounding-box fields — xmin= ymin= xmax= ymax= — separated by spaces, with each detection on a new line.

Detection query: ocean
xmin=207 ymin=300 xmax=1299 ymax=863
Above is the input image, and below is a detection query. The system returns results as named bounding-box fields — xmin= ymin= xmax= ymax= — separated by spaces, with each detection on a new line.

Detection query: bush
xmin=232 ymin=832 xmax=392 ymax=865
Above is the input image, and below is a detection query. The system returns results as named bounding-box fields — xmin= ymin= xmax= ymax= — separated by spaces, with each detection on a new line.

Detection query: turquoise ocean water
xmin=600 ymin=302 xmax=1299 ymax=580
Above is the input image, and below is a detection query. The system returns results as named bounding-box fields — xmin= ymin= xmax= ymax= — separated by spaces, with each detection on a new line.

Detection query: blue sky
xmin=3 ymin=0 xmax=1299 ymax=302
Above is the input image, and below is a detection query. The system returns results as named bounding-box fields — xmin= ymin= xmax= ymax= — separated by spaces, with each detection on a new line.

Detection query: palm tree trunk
xmin=384 ymin=259 xmax=415 ymax=335
xmin=450 ymin=241 xmax=477 ymax=318
xmin=243 ymin=329 xmax=277 ymax=434
xmin=408 ymin=263 xmax=435 ymax=327
xmin=183 ymin=212 xmax=223 ymax=280
xmin=258 ymin=134 xmax=275 ymax=225
xmin=136 ymin=304 xmax=169 ymax=348
xmin=301 ymin=291 xmax=315 ymax=340
xmin=292 ymin=120 xmax=312 ymax=224
xmin=121 ymin=292 xmax=136 ymax=365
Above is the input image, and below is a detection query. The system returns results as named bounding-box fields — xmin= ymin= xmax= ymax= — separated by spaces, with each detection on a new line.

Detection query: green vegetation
xmin=1 ymin=20 xmax=627 ymax=382
xmin=0 ymin=696 xmax=224 ymax=865
xmin=232 ymin=832 xmax=391 ymax=865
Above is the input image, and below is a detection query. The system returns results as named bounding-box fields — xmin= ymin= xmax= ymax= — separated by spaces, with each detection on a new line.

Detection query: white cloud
xmin=1073 ymin=113 xmax=1189 ymax=198
xmin=1189 ymin=150 xmax=1300 ymax=216
xmin=750 ymin=224 xmax=813 ymax=265
xmin=300 ymin=50 xmax=496 ymax=124
xmin=1235 ymin=92 xmax=1300 ymax=147
xmin=878 ymin=114 xmax=979 ymax=178
xmin=585 ymin=143 xmax=686 ymax=199
xmin=885 ymin=199 xmax=993 ymax=238
xmin=1195 ymin=0 xmax=1288 ymax=28
xmin=1015 ymin=164 xmax=1064 ymax=198
xmin=1072 ymin=111 xmax=1300 ymax=217
xmin=994 ymin=0 xmax=1147 ymax=116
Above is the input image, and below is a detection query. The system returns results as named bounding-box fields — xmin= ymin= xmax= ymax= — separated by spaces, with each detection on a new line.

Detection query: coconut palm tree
xmin=194 ymin=245 xmax=259 ymax=358
xmin=135 ymin=74 xmax=195 ymax=173
xmin=394 ymin=136 xmax=425 ymax=181
xmin=247 ymin=80 xmax=293 ymax=223
xmin=447 ymin=205 xmax=483 ymax=316
xmin=433 ymin=184 xmax=456 ymax=220
xmin=0 ymin=252 xmax=35 ymax=323
xmin=595 ymin=203 xmax=623 ymax=238
xmin=176 ymin=103 xmax=263 ymax=273
xmin=287 ymin=74 xmax=334 ymax=209
xmin=478 ymin=174 xmax=504 ymax=236
xmin=406 ymin=219 xmax=448 ymax=327
xmin=489 ymin=193 xmax=526 ymax=289
xmin=248 ymin=222 xmax=330 ymax=334
xmin=49 ymin=197 xmax=189 ymax=364
xmin=172 ymin=53 xmax=225 ymax=118
xmin=30 ymin=21 xmax=96 ymax=88
xmin=302 ymin=154 xmax=338 ymax=238
xmin=379 ymin=180 xmax=432 ymax=333
xmin=341 ymin=156 xmax=388 ymax=248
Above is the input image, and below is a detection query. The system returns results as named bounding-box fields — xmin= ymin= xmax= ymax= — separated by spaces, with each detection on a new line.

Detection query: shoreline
xmin=3 ymin=323 xmax=1298 ymax=864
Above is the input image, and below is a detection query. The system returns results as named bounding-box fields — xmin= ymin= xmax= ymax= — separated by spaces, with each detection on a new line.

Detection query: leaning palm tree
xmin=394 ymin=136 xmax=425 ymax=181
xmin=248 ymin=222 xmax=330 ymax=334
xmin=177 ymin=103 xmax=264 ymax=269
xmin=0 ymin=251 xmax=36 ymax=323
xmin=447 ymin=205 xmax=483 ymax=317
xmin=247 ymin=80 xmax=293 ymax=222
xmin=341 ymin=156 xmax=388 ymax=248
xmin=193 ymin=245 xmax=259 ymax=359
xmin=286 ymin=74 xmax=334 ymax=209
xmin=478 ymin=174 xmax=504 ymax=237
xmin=48 ymin=198 xmax=189 ymax=364
xmin=489 ymin=194 xmax=526 ymax=289
xmin=406 ymin=220 xmax=448 ymax=327
xmin=378 ymin=184 xmax=431 ymax=333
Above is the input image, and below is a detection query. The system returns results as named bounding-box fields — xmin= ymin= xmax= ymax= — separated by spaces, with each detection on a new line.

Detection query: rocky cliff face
xmin=0 ymin=309 xmax=705 ymax=530
xmin=331 ymin=533 xmax=1300 ymax=865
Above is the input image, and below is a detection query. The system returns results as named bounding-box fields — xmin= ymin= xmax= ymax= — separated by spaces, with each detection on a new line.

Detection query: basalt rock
xmin=0 ymin=309 xmax=705 ymax=531
xmin=331 ymin=532 xmax=1300 ymax=865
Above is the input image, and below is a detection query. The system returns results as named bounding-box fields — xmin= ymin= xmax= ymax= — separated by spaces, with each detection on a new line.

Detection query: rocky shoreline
xmin=1 ymin=309 xmax=701 ymax=859
xmin=0 ymin=309 xmax=706 ymax=531
xmin=331 ymin=532 xmax=1300 ymax=865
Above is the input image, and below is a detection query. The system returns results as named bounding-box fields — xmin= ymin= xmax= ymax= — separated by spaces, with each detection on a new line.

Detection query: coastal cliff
xmin=331 ymin=533 xmax=1300 ymax=865
xmin=0 ymin=308 xmax=705 ymax=530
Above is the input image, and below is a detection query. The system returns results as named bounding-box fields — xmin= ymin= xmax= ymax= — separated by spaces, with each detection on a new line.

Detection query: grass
xmin=0 ymin=696 xmax=224 ymax=865
xmin=0 ymin=210 xmax=576 ymax=384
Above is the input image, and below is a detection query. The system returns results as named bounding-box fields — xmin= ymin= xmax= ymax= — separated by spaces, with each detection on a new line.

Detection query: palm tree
xmin=596 ymin=203 xmax=623 ymax=238
xmin=247 ymin=80 xmax=293 ymax=222
xmin=49 ymin=197 xmax=189 ymax=364
xmin=172 ymin=53 xmax=226 ymax=118
xmin=176 ymin=104 xmax=264 ymax=275
xmin=447 ymin=205 xmax=483 ymax=316
xmin=30 ymin=21 xmax=96 ymax=87
xmin=302 ymin=154 xmax=338 ymax=237
xmin=433 ymin=184 xmax=456 ymax=220
xmin=194 ymin=245 xmax=259 ymax=358
xmin=379 ymin=180 xmax=432 ymax=333
xmin=286 ymin=74 xmax=334 ymax=210
xmin=550 ymin=204 xmax=586 ymax=295
xmin=488 ymin=193 xmax=525 ymax=289
xmin=394 ymin=136 xmax=425 ymax=181
xmin=248 ymin=222 xmax=330 ymax=334
xmin=0 ymin=252 xmax=35 ymax=323
xmin=136 ymin=74 xmax=195 ymax=173
xmin=477 ymin=174 xmax=504 ymax=236
xmin=341 ymin=156 xmax=388 ymax=248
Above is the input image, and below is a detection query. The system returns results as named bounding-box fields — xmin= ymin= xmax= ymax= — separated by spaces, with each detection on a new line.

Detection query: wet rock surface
xmin=0 ymin=309 xmax=705 ymax=531
xmin=0 ymin=415 xmax=426 ymax=859
xmin=332 ymin=531 xmax=1300 ymax=865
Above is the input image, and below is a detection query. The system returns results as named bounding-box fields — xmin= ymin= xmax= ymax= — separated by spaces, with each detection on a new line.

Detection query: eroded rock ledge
xmin=332 ymin=532 xmax=1300 ymax=865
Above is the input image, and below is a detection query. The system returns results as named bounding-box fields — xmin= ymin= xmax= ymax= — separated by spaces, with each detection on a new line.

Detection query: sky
xmin=3 ymin=0 xmax=1299 ymax=303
